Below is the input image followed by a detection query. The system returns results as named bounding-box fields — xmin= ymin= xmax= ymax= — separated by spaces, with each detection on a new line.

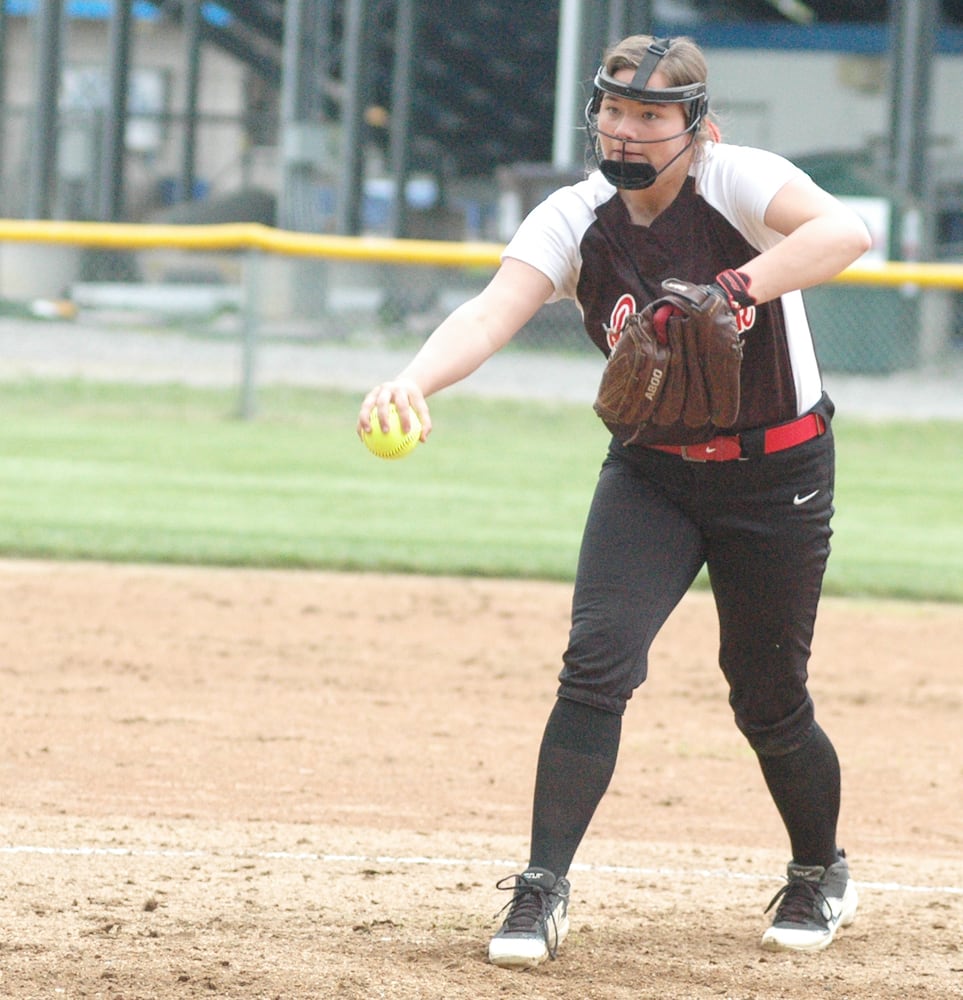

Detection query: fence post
xmin=238 ymin=249 xmax=261 ymax=419
xmin=918 ymin=287 xmax=953 ymax=368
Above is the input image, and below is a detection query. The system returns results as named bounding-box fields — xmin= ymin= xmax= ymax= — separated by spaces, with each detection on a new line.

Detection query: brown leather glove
xmin=594 ymin=277 xmax=744 ymax=444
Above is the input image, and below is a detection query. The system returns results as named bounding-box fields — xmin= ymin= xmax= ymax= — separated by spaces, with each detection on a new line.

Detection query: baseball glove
xmin=593 ymin=277 xmax=744 ymax=444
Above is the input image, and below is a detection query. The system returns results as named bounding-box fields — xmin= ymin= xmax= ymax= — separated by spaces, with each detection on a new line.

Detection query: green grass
xmin=0 ymin=379 xmax=959 ymax=601
xmin=831 ymin=420 xmax=962 ymax=601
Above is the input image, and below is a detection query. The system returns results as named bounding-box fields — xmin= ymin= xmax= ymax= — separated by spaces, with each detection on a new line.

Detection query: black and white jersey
xmin=502 ymin=143 xmax=824 ymax=442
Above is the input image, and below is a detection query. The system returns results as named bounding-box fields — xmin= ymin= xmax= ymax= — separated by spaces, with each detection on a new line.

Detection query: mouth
xmin=610 ymin=149 xmax=647 ymax=163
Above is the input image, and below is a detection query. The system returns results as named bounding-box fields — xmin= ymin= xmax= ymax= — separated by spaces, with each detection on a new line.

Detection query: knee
xmin=736 ymin=696 xmax=815 ymax=758
xmin=558 ymin=630 xmax=648 ymax=717
xmin=556 ymin=679 xmax=630 ymax=716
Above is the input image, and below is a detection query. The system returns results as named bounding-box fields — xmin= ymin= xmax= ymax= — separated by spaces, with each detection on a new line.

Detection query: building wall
xmin=707 ymin=48 xmax=961 ymax=188
xmin=1 ymin=17 xmax=250 ymax=218
xmin=1 ymin=15 xmax=961 ymax=224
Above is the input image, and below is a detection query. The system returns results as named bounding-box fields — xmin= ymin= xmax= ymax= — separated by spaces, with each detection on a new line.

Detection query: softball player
xmin=358 ymin=34 xmax=871 ymax=967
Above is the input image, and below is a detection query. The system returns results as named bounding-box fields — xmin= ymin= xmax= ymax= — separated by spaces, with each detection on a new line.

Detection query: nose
xmin=611 ymin=114 xmax=642 ymax=142
xmin=611 ymin=117 xmax=634 ymax=139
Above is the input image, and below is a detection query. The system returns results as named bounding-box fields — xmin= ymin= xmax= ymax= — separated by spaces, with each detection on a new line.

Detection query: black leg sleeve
xmin=757 ymin=721 xmax=841 ymax=869
xmin=528 ymin=697 xmax=622 ymax=878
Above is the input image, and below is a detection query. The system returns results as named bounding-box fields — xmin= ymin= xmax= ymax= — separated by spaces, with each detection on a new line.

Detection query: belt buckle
xmin=679 ymin=444 xmax=708 ymax=463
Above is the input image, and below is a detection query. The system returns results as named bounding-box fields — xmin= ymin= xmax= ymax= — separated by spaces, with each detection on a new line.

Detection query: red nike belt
xmin=646 ymin=413 xmax=827 ymax=462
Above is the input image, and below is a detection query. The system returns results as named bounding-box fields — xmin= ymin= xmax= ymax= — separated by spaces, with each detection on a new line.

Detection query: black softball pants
xmin=558 ymin=402 xmax=835 ymax=758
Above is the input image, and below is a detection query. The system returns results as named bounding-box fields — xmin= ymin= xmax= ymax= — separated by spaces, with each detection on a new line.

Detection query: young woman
xmin=357 ymin=34 xmax=871 ymax=968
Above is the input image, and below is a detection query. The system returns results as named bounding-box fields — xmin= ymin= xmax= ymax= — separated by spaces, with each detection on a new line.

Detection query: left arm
xmin=736 ymin=177 xmax=872 ymax=305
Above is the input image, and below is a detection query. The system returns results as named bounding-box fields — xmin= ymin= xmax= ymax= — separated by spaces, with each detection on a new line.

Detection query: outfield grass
xmin=0 ymin=379 xmax=959 ymax=601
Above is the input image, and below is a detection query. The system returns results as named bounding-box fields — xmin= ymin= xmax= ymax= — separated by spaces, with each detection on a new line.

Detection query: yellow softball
xmin=362 ymin=404 xmax=422 ymax=460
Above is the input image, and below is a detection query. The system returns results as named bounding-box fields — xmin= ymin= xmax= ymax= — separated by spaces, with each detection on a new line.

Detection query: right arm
xmin=357 ymin=257 xmax=555 ymax=439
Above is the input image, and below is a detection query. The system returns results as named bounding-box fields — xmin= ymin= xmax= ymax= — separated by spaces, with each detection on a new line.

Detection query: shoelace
xmin=765 ymin=877 xmax=831 ymax=926
xmin=494 ymin=875 xmax=563 ymax=958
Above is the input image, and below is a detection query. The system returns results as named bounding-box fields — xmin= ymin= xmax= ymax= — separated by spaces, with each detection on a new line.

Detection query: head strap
xmin=630 ymin=37 xmax=672 ymax=90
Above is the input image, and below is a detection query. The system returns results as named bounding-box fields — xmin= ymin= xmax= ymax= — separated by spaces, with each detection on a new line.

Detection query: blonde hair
xmin=603 ymin=35 xmax=719 ymax=143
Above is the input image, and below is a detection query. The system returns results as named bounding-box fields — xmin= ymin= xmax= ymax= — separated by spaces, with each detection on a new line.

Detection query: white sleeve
xmin=500 ymin=173 xmax=612 ymax=302
xmin=695 ymin=144 xmax=814 ymax=252
xmin=698 ymin=144 xmax=826 ymax=414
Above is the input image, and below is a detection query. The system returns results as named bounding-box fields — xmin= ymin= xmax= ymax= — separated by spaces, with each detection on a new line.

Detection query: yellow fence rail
xmin=0 ymin=219 xmax=506 ymax=268
xmin=1 ymin=219 xmax=960 ymax=418
xmin=1 ymin=218 xmax=963 ymax=288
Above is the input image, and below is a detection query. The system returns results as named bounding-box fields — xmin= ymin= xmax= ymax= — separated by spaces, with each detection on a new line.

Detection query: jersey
xmin=501 ymin=142 xmax=824 ymax=444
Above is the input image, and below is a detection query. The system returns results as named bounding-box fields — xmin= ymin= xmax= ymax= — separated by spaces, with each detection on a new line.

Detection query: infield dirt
xmin=1 ymin=560 xmax=961 ymax=999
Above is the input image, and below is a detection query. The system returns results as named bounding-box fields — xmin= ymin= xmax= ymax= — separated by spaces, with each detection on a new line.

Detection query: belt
xmin=646 ymin=412 xmax=826 ymax=462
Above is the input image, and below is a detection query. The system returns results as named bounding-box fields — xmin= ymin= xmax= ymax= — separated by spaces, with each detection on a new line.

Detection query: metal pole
xmin=581 ymin=4 xmax=608 ymax=95
xmin=387 ymin=0 xmax=417 ymax=237
xmin=279 ymin=0 xmax=333 ymax=231
xmin=100 ymin=0 xmax=132 ymax=221
xmin=280 ymin=0 xmax=305 ymax=127
xmin=237 ymin=250 xmax=262 ymax=420
xmin=279 ymin=0 xmax=307 ymax=230
xmin=336 ymin=0 xmax=368 ymax=235
xmin=552 ymin=0 xmax=583 ymax=170
xmin=0 ymin=0 xmax=7 ymax=207
xmin=888 ymin=0 xmax=938 ymax=259
xmin=180 ymin=0 xmax=202 ymax=204
xmin=607 ymin=0 xmax=626 ymax=43
xmin=554 ymin=0 xmax=624 ymax=171
xmin=26 ymin=0 xmax=64 ymax=220
xmin=889 ymin=0 xmax=937 ymax=200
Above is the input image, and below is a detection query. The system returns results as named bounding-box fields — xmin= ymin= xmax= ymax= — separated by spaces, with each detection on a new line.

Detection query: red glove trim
xmin=714 ymin=269 xmax=756 ymax=309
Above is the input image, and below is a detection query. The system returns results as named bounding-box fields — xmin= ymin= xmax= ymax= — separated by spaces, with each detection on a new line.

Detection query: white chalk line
xmin=2 ymin=844 xmax=961 ymax=897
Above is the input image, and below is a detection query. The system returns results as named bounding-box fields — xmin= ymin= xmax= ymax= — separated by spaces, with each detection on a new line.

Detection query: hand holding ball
xmin=362 ymin=404 xmax=422 ymax=460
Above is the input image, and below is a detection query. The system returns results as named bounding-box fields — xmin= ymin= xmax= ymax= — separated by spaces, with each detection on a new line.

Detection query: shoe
xmin=488 ymin=867 xmax=571 ymax=968
xmin=761 ymin=851 xmax=859 ymax=952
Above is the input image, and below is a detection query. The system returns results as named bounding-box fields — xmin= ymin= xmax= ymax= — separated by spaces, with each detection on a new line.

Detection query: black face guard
xmin=585 ymin=38 xmax=708 ymax=190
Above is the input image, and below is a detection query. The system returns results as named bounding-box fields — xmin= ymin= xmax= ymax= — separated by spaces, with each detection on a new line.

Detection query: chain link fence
xmin=1 ymin=237 xmax=961 ymax=411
